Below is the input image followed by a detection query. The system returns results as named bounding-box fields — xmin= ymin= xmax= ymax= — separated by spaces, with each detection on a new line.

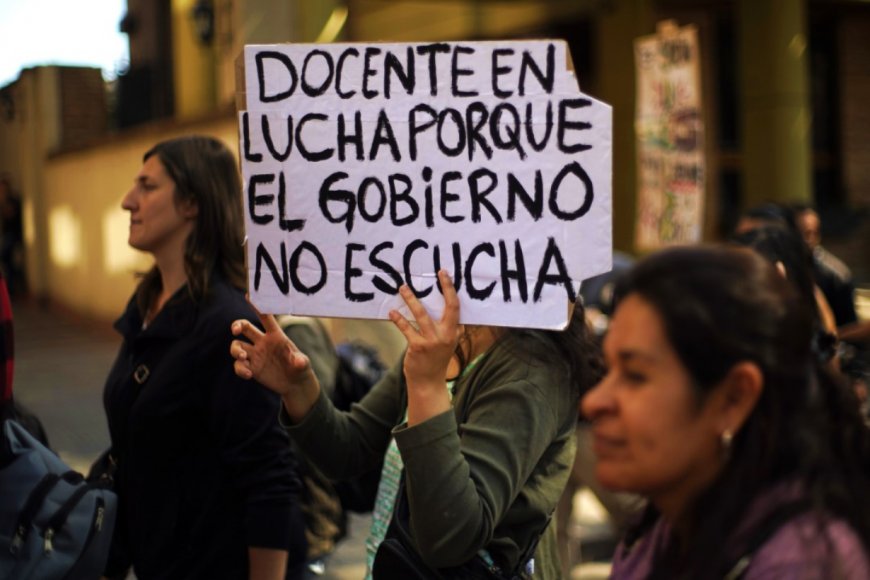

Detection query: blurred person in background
xmin=731 ymin=225 xmax=838 ymax=364
xmin=732 ymin=202 xmax=797 ymax=237
xmin=100 ymin=136 xmax=307 ymax=579
xmin=584 ymin=245 xmax=870 ymax=578
xmin=733 ymin=220 xmax=868 ymax=416
xmin=732 ymin=203 xmax=839 ymax=337
xmin=0 ymin=176 xmax=24 ymax=298
xmin=0 ymin=269 xmax=19 ymax=461
xmin=793 ymin=204 xmax=858 ymax=329
xmin=0 ymin=270 xmax=13 ymax=419
xmin=0 ymin=268 xmax=49 ymax=452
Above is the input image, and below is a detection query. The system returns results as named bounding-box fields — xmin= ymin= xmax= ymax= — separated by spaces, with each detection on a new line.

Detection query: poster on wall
xmin=634 ymin=21 xmax=705 ymax=250
xmin=237 ymin=40 xmax=613 ymax=330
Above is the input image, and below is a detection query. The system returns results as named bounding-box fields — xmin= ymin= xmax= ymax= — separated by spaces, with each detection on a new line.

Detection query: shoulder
xmin=745 ymin=513 xmax=870 ymax=579
xmin=469 ymin=343 xmax=559 ymax=398
xmin=462 ymin=340 xmax=576 ymax=423
xmin=478 ymin=336 xmax=571 ymax=384
xmin=815 ymin=247 xmax=853 ymax=283
xmin=610 ymin=517 xmax=668 ymax=579
xmin=196 ymin=278 xmax=259 ymax=335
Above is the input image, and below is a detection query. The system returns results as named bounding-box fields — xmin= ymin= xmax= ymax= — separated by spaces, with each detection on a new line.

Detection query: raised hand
xmin=230 ymin=307 xmax=321 ymax=421
xmin=389 ymin=270 xmax=461 ymax=425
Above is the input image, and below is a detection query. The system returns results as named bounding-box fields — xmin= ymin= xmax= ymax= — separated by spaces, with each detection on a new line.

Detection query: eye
xmin=622 ymin=369 xmax=647 ymax=384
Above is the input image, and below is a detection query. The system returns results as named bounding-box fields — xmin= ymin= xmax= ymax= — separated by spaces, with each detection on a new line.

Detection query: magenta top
xmin=610 ymin=482 xmax=870 ymax=579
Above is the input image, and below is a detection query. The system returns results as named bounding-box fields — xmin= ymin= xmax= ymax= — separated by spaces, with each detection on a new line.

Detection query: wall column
xmin=172 ymin=0 xmax=217 ymax=118
xmin=738 ymin=0 xmax=811 ymax=208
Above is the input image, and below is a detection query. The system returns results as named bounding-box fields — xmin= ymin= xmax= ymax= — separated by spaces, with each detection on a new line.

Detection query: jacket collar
xmin=114 ymin=283 xmax=198 ymax=342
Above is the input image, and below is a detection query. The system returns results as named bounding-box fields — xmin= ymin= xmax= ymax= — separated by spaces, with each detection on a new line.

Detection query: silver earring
xmin=721 ymin=430 xmax=733 ymax=455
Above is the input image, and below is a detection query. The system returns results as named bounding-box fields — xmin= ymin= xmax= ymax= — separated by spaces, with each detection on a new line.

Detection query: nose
xmin=121 ymin=188 xmax=137 ymax=211
xmin=581 ymin=373 xmax=614 ymax=422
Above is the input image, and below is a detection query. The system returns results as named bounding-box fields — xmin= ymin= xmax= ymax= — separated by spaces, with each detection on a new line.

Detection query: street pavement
xmin=11 ymin=296 xmax=369 ymax=580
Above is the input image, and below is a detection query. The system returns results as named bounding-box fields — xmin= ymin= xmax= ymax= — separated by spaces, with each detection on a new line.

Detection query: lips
xmin=591 ymin=431 xmax=626 ymax=457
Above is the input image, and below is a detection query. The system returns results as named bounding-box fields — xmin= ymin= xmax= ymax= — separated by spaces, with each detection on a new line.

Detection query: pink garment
xmin=610 ymin=482 xmax=870 ymax=579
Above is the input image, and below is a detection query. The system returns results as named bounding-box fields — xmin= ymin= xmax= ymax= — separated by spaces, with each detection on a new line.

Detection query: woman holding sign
xmin=99 ymin=136 xmax=307 ymax=579
xmin=230 ymin=270 xmax=601 ymax=578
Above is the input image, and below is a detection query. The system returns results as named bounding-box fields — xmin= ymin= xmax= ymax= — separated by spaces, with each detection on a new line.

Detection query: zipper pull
xmin=43 ymin=528 xmax=54 ymax=555
xmin=95 ymin=506 xmax=105 ymax=532
xmin=10 ymin=526 xmax=25 ymax=554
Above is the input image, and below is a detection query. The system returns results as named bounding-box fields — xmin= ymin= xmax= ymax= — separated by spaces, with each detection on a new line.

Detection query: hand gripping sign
xmin=238 ymin=40 xmax=612 ymax=330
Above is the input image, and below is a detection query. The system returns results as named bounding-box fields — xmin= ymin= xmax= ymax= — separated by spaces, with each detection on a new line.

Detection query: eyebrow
xmin=614 ymin=350 xmax=659 ymax=364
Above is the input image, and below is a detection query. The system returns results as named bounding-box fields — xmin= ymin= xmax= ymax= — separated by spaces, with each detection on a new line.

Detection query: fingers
xmin=244 ymin=296 xmax=283 ymax=334
xmin=398 ymin=284 xmax=435 ymax=337
xmin=260 ymin=312 xmax=283 ymax=334
xmin=438 ymin=270 xmax=460 ymax=329
xmin=229 ymin=338 xmax=249 ymax=361
xmin=389 ymin=308 xmax=418 ymax=342
xmin=231 ymin=318 xmax=264 ymax=343
xmin=391 ymin=270 xmax=460 ymax=342
xmin=230 ymin=337 xmax=254 ymax=379
xmin=234 ymin=357 xmax=253 ymax=380
xmin=287 ymin=348 xmax=312 ymax=373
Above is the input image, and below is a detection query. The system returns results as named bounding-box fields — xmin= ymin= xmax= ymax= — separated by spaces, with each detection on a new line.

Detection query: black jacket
xmin=103 ymin=275 xmax=305 ymax=579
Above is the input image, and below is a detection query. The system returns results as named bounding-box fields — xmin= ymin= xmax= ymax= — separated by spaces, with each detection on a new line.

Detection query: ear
xmin=179 ymin=199 xmax=198 ymax=219
xmin=713 ymin=361 xmax=763 ymax=436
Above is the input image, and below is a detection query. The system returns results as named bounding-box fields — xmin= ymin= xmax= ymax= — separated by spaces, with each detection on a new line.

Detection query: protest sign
xmin=634 ymin=22 xmax=705 ymax=249
xmin=238 ymin=40 xmax=612 ymax=329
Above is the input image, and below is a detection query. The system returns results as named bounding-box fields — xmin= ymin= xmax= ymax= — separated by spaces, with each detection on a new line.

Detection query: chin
xmin=128 ymin=240 xmax=149 ymax=253
xmin=595 ymin=465 xmax=634 ymax=493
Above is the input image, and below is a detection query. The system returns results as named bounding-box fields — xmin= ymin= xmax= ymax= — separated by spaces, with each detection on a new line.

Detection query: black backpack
xmin=278 ymin=318 xmax=387 ymax=542
xmin=332 ymin=341 xmax=387 ymax=412
xmin=329 ymin=341 xmax=387 ymax=513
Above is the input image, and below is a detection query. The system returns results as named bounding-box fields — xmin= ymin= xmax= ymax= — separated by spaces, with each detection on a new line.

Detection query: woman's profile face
xmin=121 ymin=155 xmax=196 ymax=258
xmin=582 ymin=293 xmax=727 ymax=514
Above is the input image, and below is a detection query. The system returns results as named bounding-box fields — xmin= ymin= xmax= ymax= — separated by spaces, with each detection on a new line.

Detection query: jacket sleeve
xmin=284 ymin=356 xmax=405 ymax=480
xmin=204 ymin=315 xmax=297 ymax=551
xmin=394 ymin=368 xmax=566 ymax=567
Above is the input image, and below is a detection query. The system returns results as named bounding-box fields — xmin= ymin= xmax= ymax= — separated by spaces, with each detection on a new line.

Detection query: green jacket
xmin=286 ymin=337 xmax=578 ymax=578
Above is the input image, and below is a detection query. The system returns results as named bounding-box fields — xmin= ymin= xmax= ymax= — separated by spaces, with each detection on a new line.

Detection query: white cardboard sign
xmin=239 ymin=40 xmax=612 ymax=329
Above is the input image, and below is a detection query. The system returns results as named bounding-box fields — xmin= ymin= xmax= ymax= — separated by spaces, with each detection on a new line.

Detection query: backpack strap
xmin=723 ymin=499 xmax=813 ymax=580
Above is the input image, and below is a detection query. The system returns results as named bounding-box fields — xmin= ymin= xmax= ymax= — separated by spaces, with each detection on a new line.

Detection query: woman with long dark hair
xmin=101 ymin=136 xmax=306 ymax=579
xmin=583 ymin=245 xmax=870 ymax=578
xmin=230 ymin=271 xmax=603 ymax=578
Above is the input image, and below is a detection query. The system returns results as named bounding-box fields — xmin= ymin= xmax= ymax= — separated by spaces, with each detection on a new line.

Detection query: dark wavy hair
xmin=730 ymin=224 xmax=841 ymax=363
xmin=730 ymin=225 xmax=818 ymax=318
xmin=135 ymin=136 xmax=246 ymax=315
xmin=455 ymin=302 xmax=604 ymax=403
xmin=614 ymin=245 xmax=870 ymax=577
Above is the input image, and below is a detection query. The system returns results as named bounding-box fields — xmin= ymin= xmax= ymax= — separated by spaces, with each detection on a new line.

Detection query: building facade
xmin=0 ymin=0 xmax=867 ymax=323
